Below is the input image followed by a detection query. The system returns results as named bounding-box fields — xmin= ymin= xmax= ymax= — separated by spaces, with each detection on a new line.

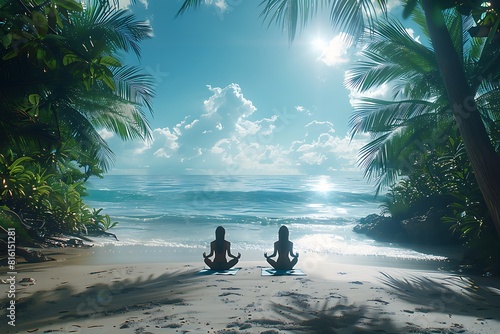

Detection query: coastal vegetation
xmin=346 ymin=5 xmax=500 ymax=272
xmin=177 ymin=0 xmax=500 ymax=273
xmin=0 ymin=0 xmax=154 ymax=257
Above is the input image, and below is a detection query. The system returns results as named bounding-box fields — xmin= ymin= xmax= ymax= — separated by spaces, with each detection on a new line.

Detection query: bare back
xmin=212 ymin=240 xmax=230 ymax=262
xmin=275 ymin=240 xmax=293 ymax=266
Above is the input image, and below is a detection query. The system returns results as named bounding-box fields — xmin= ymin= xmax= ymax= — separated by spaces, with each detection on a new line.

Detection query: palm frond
xmin=330 ymin=0 xmax=387 ymax=40
xmin=402 ymin=0 xmax=418 ymax=19
xmin=70 ymin=0 xmax=153 ymax=59
xmin=476 ymin=85 xmax=500 ymax=133
xmin=259 ymin=0 xmax=323 ymax=43
xmin=55 ymin=102 xmax=115 ymax=171
xmin=175 ymin=0 xmax=205 ymax=17
xmin=443 ymin=8 xmax=464 ymax=66
xmin=113 ymin=66 xmax=156 ymax=114
xmin=358 ymin=130 xmax=406 ymax=194
xmin=353 ymin=115 xmax=460 ymax=195
xmin=349 ymin=98 xmax=437 ymax=138
xmin=404 ymin=0 xmax=430 ymax=41
xmin=471 ymin=36 xmax=500 ymax=93
xmin=345 ymin=17 xmax=435 ymax=93
xmin=329 ymin=0 xmax=364 ymax=41
xmin=70 ymin=85 xmax=152 ymax=142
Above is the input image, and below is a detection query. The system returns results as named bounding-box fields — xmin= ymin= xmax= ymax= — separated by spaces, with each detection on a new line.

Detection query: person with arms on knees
xmin=264 ymin=225 xmax=299 ymax=270
xmin=203 ymin=226 xmax=241 ymax=270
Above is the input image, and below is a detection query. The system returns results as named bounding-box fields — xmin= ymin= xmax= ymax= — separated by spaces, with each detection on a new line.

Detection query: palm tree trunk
xmin=422 ymin=0 xmax=500 ymax=236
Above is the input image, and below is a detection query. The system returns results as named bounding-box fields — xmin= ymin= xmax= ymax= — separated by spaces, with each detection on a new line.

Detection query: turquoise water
xmin=85 ymin=172 xmax=449 ymax=261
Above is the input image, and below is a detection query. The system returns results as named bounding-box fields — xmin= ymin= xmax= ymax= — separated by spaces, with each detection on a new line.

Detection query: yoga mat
xmin=197 ymin=267 xmax=241 ymax=275
xmin=261 ymin=268 xmax=306 ymax=276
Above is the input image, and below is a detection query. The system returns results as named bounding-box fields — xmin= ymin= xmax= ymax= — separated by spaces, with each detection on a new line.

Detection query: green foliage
xmin=0 ymin=149 xmax=113 ymax=237
xmin=0 ymin=0 xmax=155 ymax=172
xmin=89 ymin=208 xmax=119 ymax=230
xmin=348 ymin=6 xmax=500 ymax=270
xmin=380 ymin=136 xmax=467 ymax=219
xmin=0 ymin=1 xmax=153 ymax=241
xmin=0 ymin=207 xmax=36 ymax=244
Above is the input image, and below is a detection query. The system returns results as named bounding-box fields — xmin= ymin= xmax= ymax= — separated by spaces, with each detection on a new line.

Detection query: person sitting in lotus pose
xmin=264 ymin=225 xmax=299 ymax=270
xmin=203 ymin=226 xmax=241 ymax=270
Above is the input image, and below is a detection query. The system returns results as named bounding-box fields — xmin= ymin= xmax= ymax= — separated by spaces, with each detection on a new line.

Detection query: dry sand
xmin=1 ymin=247 xmax=500 ymax=333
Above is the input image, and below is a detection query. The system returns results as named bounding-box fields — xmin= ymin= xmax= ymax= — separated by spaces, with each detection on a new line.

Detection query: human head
xmin=215 ymin=226 xmax=225 ymax=240
xmin=278 ymin=225 xmax=289 ymax=241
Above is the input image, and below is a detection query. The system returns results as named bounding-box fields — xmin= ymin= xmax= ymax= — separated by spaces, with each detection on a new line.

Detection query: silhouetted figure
xmin=264 ymin=225 xmax=299 ymax=270
xmin=203 ymin=226 xmax=241 ymax=270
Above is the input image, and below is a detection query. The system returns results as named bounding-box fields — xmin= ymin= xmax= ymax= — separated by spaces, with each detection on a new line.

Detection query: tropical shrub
xmin=0 ymin=149 xmax=117 ymax=240
xmin=0 ymin=0 xmax=153 ymax=243
xmin=346 ymin=7 xmax=500 ymax=271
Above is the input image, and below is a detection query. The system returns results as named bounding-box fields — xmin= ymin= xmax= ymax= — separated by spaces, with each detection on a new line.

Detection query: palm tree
xmin=177 ymin=0 xmax=500 ymax=236
xmin=345 ymin=6 xmax=500 ymax=247
xmin=345 ymin=6 xmax=496 ymax=193
xmin=418 ymin=0 xmax=500 ymax=236
xmin=176 ymin=0 xmax=388 ymax=42
xmin=1 ymin=0 xmax=155 ymax=239
xmin=0 ymin=0 xmax=155 ymax=172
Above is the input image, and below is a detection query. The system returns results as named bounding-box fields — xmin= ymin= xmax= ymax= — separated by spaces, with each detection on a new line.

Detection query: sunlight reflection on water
xmin=85 ymin=174 xmax=451 ymax=262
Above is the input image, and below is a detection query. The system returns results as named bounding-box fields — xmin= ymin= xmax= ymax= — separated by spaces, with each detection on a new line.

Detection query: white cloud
xmin=235 ymin=119 xmax=260 ymax=136
xmin=118 ymin=0 xmax=148 ymax=9
xmin=201 ymin=0 xmax=241 ymax=16
xmin=298 ymin=151 xmax=327 ymax=165
xmin=290 ymin=129 xmax=369 ymax=172
xmin=406 ymin=28 xmax=421 ymax=44
xmin=133 ymin=127 xmax=178 ymax=157
xmin=184 ymin=119 xmax=199 ymax=130
xmin=386 ymin=0 xmax=401 ymax=13
xmin=213 ymin=0 xmax=228 ymax=12
xmin=210 ymin=139 xmax=230 ymax=154
xmin=318 ymin=33 xmax=354 ymax=67
xmin=108 ymin=84 xmax=368 ymax=175
xmin=296 ymin=105 xmax=312 ymax=116
xmin=152 ymin=128 xmax=179 ymax=158
xmin=305 ymin=120 xmax=336 ymax=136
xmin=204 ymin=83 xmax=257 ymax=118
xmin=347 ymin=82 xmax=391 ymax=108
xmin=99 ymin=128 xmax=114 ymax=140
xmin=327 ymin=134 xmax=368 ymax=166
xmin=118 ymin=0 xmax=132 ymax=8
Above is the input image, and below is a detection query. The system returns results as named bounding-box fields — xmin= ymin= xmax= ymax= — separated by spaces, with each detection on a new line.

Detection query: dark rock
xmin=0 ymin=239 xmax=54 ymax=263
xmin=20 ymin=248 xmax=54 ymax=263
xmin=354 ymin=208 xmax=459 ymax=246
xmin=353 ymin=214 xmax=408 ymax=243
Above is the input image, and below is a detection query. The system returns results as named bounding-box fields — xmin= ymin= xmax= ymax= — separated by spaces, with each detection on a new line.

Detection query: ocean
xmin=85 ymin=172 xmax=451 ymax=262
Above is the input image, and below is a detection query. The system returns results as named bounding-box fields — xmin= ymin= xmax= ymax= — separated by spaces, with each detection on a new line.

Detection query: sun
xmin=311 ymin=37 xmax=327 ymax=52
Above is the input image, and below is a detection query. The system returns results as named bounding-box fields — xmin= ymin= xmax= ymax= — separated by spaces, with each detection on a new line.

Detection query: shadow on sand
xmin=255 ymin=272 xmax=500 ymax=334
xmin=1 ymin=268 xmax=195 ymax=333
xmin=378 ymin=271 xmax=500 ymax=333
xmin=3 ymin=265 xmax=499 ymax=333
xmin=267 ymin=294 xmax=400 ymax=334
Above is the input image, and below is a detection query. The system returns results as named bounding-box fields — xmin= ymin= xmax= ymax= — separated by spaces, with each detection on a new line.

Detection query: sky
xmin=103 ymin=0 xmax=406 ymax=175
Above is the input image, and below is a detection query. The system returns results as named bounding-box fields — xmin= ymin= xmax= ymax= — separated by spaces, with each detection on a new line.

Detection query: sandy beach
xmin=1 ymin=246 xmax=499 ymax=334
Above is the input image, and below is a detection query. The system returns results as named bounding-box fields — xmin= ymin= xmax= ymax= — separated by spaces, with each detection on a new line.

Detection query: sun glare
xmin=311 ymin=177 xmax=333 ymax=193
xmin=310 ymin=32 xmax=354 ymax=66
xmin=311 ymin=37 xmax=327 ymax=52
